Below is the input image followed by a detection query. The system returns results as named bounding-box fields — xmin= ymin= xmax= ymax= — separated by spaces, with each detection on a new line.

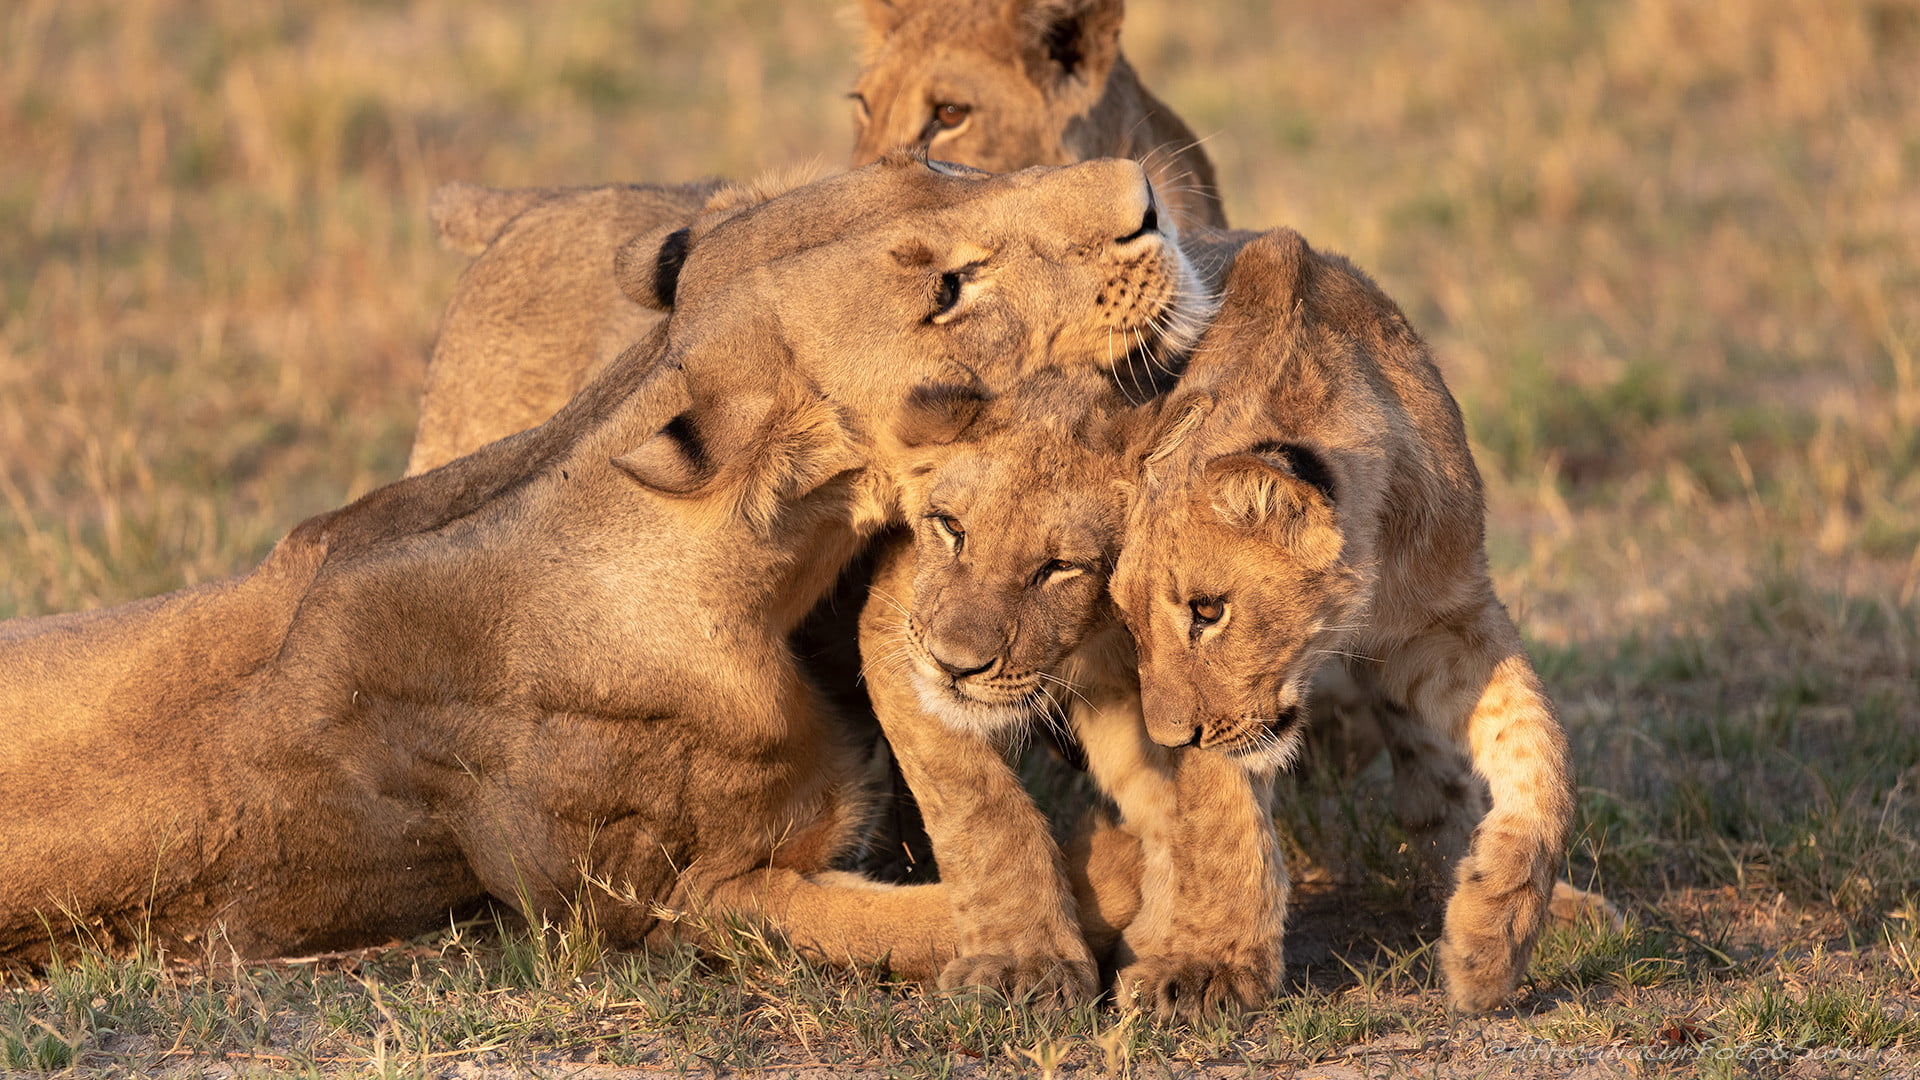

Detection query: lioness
xmin=860 ymin=372 xmax=1285 ymax=1018
xmin=407 ymin=0 xmax=1225 ymax=474
xmin=852 ymin=0 xmax=1225 ymax=232
xmin=0 ymin=155 xmax=1204 ymax=968
xmin=1111 ymin=229 xmax=1576 ymax=1012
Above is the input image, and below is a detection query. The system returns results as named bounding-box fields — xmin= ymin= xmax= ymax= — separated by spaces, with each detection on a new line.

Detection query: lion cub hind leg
xmin=1078 ymin=695 xmax=1288 ymax=1021
xmin=1376 ymin=604 xmax=1573 ymax=1013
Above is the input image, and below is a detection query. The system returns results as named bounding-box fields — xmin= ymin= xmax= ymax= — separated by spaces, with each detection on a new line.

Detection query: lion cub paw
xmin=938 ymin=954 xmax=1098 ymax=1009
xmin=1550 ymin=881 xmax=1625 ymax=929
xmin=1117 ymin=955 xmax=1275 ymax=1022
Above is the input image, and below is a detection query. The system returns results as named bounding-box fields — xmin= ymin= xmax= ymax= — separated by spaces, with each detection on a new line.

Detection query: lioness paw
xmin=1117 ymin=954 xmax=1275 ymax=1022
xmin=938 ymin=954 xmax=1098 ymax=1009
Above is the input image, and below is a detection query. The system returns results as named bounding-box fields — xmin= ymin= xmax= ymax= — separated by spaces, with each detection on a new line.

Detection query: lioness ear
xmin=1203 ymin=443 xmax=1339 ymax=558
xmin=893 ymin=382 xmax=991 ymax=448
xmin=1011 ymin=0 xmax=1123 ymax=93
xmin=428 ymin=182 xmax=558 ymax=256
xmin=614 ymin=225 xmax=694 ymax=311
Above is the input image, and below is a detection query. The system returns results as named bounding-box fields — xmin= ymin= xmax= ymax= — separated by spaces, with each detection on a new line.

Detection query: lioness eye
xmin=1033 ymin=559 xmax=1079 ymax=587
xmin=933 ymin=515 xmax=966 ymax=544
xmin=1190 ymin=597 xmax=1225 ymax=627
xmin=933 ymin=103 xmax=971 ymax=129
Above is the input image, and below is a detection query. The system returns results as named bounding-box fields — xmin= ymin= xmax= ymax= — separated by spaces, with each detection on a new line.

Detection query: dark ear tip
xmin=652 ymin=227 xmax=692 ymax=308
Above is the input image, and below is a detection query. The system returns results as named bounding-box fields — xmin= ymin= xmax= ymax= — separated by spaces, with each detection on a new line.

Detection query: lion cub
xmin=860 ymin=372 xmax=1285 ymax=1018
xmin=851 ymin=0 xmax=1226 ymax=232
xmin=1112 ymin=229 xmax=1583 ymax=1012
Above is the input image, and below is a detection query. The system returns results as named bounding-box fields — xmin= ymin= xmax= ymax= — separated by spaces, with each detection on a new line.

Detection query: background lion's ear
xmin=861 ymin=0 xmax=909 ymax=39
xmin=614 ymin=225 xmax=694 ymax=311
xmin=1011 ymin=0 xmax=1123 ymax=96
xmin=428 ymin=182 xmax=554 ymax=256
xmin=893 ymin=382 xmax=990 ymax=448
xmin=1226 ymin=228 xmax=1317 ymax=315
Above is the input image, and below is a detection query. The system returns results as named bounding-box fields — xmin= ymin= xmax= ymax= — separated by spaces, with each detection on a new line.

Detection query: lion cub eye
xmin=1189 ymin=597 xmax=1225 ymax=628
xmin=931 ymin=271 xmax=963 ymax=319
xmin=932 ymin=514 xmax=966 ymax=548
xmin=933 ymin=103 xmax=971 ymax=129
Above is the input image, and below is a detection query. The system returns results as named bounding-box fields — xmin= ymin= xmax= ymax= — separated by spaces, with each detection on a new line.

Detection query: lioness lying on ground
xmin=860 ymin=372 xmax=1285 ymax=1019
xmin=1113 ymin=229 xmax=1585 ymax=1012
xmin=0 ymin=154 xmax=1204 ymax=968
xmin=407 ymin=0 xmax=1225 ymax=473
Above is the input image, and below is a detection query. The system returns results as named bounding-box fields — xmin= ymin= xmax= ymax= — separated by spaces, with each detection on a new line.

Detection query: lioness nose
xmin=1035 ymin=158 xmax=1159 ymax=248
xmin=931 ymin=651 xmax=995 ymax=680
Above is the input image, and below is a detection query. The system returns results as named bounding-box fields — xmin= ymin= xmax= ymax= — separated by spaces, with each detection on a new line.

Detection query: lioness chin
xmin=0 ymin=155 xmax=1204 ymax=971
xmin=1112 ymin=228 xmax=1616 ymax=1013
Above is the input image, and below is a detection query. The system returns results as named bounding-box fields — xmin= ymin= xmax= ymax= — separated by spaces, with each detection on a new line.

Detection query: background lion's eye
xmin=931 ymin=271 xmax=963 ymax=317
xmin=1033 ymin=559 xmax=1078 ymax=586
xmin=933 ymin=102 xmax=971 ymax=129
xmin=848 ymin=91 xmax=870 ymax=123
xmin=935 ymin=515 xmax=966 ymax=541
xmin=1190 ymin=597 xmax=1225 ymax=627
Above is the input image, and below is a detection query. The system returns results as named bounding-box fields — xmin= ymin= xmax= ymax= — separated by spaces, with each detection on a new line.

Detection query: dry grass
xmin=3 ymin=0 xmax=1918 ymax=1074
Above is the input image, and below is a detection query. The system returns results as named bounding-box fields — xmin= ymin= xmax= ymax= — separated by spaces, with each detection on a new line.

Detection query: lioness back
xmin=405 ymin=180 xmax=725 ymax=474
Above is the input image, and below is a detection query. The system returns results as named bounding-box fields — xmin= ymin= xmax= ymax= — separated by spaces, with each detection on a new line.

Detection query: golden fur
xmin=853 ymin=0 xmax=1225 ymax=231
xmin=0 ymin=155 xmax=1205 ymax=969
xmin=858 ymin=373 xmax=1284 ymax=1018
xmin=1112 ymin=228 xmax=1600 ymax=1012
xmin=407 ymin=0 xmax=1223 ymax=473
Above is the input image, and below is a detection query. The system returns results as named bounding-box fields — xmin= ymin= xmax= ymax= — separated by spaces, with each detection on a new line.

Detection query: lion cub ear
xmin=1011 ymin=0 xmax=1123 ymax=99
xmin=1203 ymin=443 xmax=1341 ymax=560
xmin=615 ymin=224 xmax=695 ymax=311
xmin=893 ymin=382 xmax=991 ymax=448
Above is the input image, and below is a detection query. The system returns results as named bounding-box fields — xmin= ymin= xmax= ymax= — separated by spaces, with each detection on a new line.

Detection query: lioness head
xmin=1111 ymin=230 xmax=1401 ymax=772
xmin=877 ymin=372 xmax=1140 ymax=736
xmin=610 ymin=152 xmax=1209 ymax=513
xmin=852 ymin=0 xmax=1226 ymax=231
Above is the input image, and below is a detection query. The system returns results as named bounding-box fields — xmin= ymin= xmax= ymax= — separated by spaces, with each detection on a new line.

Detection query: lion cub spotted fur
xmin=859 ymin=373 xmax=1285 ymax=1018
xmin=1112 ymin=229 xmax=1593 ymax=1012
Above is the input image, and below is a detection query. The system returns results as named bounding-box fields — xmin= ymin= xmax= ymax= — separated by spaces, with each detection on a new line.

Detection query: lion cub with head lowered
xmin=860 ymin=372 xmax=1285 ymax=1019
xmin=1111 ymin=229 xmax=1578 ymax=1012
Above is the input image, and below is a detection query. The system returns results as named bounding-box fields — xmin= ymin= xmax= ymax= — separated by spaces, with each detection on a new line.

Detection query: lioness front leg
xmin=1375 ymin=605 xmax=1573 ymax=1012
xmin=1079 ymin=695 xmax=1287 ymax=1020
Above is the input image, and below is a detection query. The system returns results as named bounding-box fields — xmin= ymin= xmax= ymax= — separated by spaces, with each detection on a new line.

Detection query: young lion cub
xmin=852 ymin=0 xmax=1226 ymax=232
xmin=860 ymin=373 xmax=1285 ymax=1019
xmin=1112 ymin=229 xmax=1578 ymax=1012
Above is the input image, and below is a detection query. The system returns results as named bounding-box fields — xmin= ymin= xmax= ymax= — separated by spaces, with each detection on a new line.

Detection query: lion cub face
xmin=851 ymin=0 xmax=1122 ymax=175
xmin=1111 ymin=235 xmax=1392 ymax=773
xmin=883 ymin=377 xmax=1137 ymax=736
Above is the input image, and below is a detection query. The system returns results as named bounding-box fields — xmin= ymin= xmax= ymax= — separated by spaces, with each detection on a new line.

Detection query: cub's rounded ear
xmin=612 ymin=411 xmax=711 ymax=495
xmin=861 ymin=0 xmax=909 ymax=37
xmin=615 ymin=225 xmax=694 ymax=311
xmin=1202 ymin=443 xmax=1341 ymax=560
xmin=1011 ymin=0 xmax=1123 ymax=92
xmin=1140 ymin=392 xmax=1213 ymax=470
xmin=893 ymin=382 xmax=990 ymax=448
xmin=1224 ymin=228 xmax=1316 ymax=314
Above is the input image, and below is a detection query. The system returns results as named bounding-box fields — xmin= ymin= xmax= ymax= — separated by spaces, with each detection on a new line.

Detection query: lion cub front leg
xmin=1078 ymin=690 xmax=1288 ymax=1020
xmin=859 ymin=556 xmax=1096 ymax=1005
xmin=1374 ymin=602 xmax=1573 ymax=1013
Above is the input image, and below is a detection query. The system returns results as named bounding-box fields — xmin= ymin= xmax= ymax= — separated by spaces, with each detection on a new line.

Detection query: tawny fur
xmin=1112 ymin=228 xmax=1610 ymax=1013
xmin=407 ymin=0 xmax=1224 ymax=474
xmin=852 ymin=0 xmax=1225 ymax=231
xmin=0 ymin=156 xmax=1203 ymax=972
xmin=857 ymin=373 xmax=1285 ymax=1019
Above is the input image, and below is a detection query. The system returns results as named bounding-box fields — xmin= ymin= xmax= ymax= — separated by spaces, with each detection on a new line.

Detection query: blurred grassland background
xmin=2 ymin=0 xmax=1919 ymax=1070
